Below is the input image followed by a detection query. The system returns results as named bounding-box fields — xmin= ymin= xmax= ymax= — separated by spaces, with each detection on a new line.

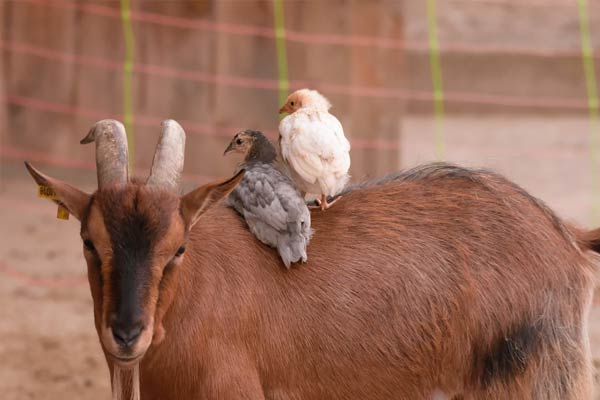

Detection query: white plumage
xmin=278 ymin=89 xmax=351 ymax=210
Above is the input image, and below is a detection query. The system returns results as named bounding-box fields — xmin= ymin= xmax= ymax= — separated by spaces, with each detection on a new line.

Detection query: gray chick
xmin=224 ymin=130 xmax=313 ymax=268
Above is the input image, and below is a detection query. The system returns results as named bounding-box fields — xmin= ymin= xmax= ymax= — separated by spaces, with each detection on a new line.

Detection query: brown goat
xmin=26 ymin=120 xmax=599 ymax=400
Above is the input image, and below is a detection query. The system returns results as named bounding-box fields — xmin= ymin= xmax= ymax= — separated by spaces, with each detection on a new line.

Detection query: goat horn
xmin=80 ymin=120 xmax=129 ymax=188
xmin=147 ymin=120 xmax=186 ymax=191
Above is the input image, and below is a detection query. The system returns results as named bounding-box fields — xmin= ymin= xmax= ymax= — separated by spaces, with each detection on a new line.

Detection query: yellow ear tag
xmin=38 ymin=185 xmax=57 ymax=200
xmin=57 ymin=206 xmax=70 ymax=220
xmin=38 ymin=185 xmax=69 ymax=220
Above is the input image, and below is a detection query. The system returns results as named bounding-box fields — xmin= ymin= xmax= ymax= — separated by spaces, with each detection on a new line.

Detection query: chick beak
xmin=279 ymin=105 xmax=289 ymax=114
xmin=223 ymin=142 xmax=236 ymax=156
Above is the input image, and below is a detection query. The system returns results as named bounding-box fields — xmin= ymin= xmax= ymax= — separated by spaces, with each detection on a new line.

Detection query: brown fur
xmin=580 ymin=228 xmax=600 ymax=254
xmin=25 ymin=162 xmax=599 ymax=399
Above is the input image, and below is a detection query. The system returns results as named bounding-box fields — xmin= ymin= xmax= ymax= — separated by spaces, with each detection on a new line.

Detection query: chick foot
xmin=312 ymin=194 xmax=341 ymax=211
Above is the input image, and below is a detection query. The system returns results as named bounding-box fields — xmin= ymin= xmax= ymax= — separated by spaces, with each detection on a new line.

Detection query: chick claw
xmin=310 ymin=194 xmax=341 ymax=211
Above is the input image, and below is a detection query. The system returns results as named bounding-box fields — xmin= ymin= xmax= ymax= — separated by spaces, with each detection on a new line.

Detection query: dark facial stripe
xmin=110 ymin=204 xmax=154 ymax=327
xmin=97 ymin=185 xmax=176 ymax=328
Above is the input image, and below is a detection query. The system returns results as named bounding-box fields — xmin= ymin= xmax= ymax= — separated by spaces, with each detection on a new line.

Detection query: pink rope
xmin=450 ymin=0 xmax=587 ymax=8
xmin=2 ymin=93 xmax=402 ymax=150
xmin=2 ymin=89 xmax=590 ymax=150
xmin=0 ymin=144 xmax=218 ymax=183
xmin=1 ymin=143 xmax=96 ymax=171
xmin=18 ymin=0 xmax=597 ymax=57
xmin=1 ymin=39 xmax=591 ymax=112
xmin=0 ymin=260 xmax=88 ymax=288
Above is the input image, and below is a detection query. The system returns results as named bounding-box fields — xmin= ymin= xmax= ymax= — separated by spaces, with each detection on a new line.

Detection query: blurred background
xmin=0 ymin=0 xmax=599 ymax=399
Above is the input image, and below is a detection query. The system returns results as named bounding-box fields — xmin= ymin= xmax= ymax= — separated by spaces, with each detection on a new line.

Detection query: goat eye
xmin=236 ymin=138 xmax=243 ymax=145
xmin=175 ymin=246 xmax=186 ymax=256
xmin=83 ymin=239 xmax=95 ymax=251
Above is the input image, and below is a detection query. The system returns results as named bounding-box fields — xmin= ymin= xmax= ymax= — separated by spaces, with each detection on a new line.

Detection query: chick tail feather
xmin=277 ymin=232 xmax=308 ymax=268
xmin=319 ymin=172 xmax=350 ymax=198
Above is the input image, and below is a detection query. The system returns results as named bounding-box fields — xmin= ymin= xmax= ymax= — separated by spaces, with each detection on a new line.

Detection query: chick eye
xmin=290 ymin=101 xmax=295 ymax=106
xmin=236 ymin=138 xmax=243 ymax=145
xmin=83 ymin=239 xmax=95 ymax=252
xmin=175 ymin=246 xmax=186 ymax=257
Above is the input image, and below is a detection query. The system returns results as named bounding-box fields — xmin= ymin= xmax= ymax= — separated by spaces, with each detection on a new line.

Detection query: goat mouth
xmin=111 ymin=354 xmax=143 ymax=368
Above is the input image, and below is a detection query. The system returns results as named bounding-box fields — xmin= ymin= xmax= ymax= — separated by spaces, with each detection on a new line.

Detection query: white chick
xmin=278 ymin=89 xmax=351 ymax=210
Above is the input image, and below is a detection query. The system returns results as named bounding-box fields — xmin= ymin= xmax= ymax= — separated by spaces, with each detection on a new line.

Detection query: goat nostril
xmin=112 ymin=323 xmax=143 ymax=347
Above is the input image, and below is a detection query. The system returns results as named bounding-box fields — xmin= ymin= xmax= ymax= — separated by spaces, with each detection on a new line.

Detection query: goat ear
xmin=180 ymin=169 xmax=245 ymax=228
xmin=24 ymin=162 xmax=91 ymax=221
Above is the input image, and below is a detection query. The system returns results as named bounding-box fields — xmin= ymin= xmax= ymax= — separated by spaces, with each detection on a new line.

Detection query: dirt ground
xmin=1 ymin=115 xmax=599 ymax=399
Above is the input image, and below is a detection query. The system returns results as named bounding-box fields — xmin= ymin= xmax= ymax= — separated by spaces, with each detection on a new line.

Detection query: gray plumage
xmin=225 ymin=131 xmax=313 ymax=268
